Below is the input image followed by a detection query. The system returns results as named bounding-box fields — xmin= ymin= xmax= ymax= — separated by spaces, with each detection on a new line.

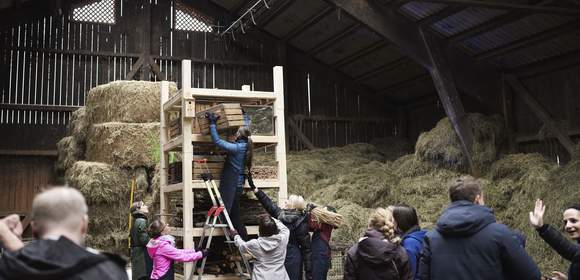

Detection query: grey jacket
xmin=234 ymin=219 xmax=290 ymax=280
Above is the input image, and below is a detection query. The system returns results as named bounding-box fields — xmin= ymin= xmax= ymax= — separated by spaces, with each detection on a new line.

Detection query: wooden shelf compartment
xmin=167 ymin=225 xmax=259 ymax=237
xmin=161 ymin=179 xmax=279 ymax=193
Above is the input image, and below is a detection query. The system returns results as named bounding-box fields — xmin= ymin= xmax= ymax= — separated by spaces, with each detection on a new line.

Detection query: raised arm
xmin=538 ymin=224 xmax=580 ymax=262
xmin=209 ymin=124 xmax=243 ymax=154
xmin=158 ymin=245 xmax=204 ymax=263
xmin=254 ymin=189 xmax=282 ymax=218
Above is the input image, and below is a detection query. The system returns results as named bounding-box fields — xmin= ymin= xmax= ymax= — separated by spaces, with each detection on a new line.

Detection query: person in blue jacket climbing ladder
xmin=205 ymin=112 xmax=252 ymax=241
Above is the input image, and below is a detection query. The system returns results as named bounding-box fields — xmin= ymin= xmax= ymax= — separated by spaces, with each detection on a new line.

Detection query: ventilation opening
xmin=174 ymin=1 xmax=213 ymax=32
xmin=72 ymin=0 xmax=116 ymax=24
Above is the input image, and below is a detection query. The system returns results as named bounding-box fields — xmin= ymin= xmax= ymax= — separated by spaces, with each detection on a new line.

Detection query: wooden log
xmin=195 ymin=103 xmax=245 ymax=135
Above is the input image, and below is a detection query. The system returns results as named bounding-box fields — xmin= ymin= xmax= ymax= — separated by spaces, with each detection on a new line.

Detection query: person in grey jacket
xmin=232 ymin=214 xmax=290 ymax=280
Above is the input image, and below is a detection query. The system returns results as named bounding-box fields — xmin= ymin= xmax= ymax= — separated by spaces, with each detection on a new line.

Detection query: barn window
xmin=72 ymin=0 xmax=116 ymax=24
xmin=174 ymin=1 xmax=213 ymax=32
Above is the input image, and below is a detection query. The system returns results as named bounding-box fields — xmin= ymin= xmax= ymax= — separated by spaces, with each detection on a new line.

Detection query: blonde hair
xmin=368 ymin=207 xmax=401 ymax=244
xmin=286 ymin=195 xmax=306 ymax=211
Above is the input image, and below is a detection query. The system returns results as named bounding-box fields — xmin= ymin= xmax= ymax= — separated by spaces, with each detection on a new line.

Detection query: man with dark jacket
xmin=130 ymin=201 xmax=152 ymax=280
xmin=249 ymin=176 xmax=312 ymax=280
xmin=418 ymin=176 xmax=541 ymax=280
xmin=0 ymin=187 xmax=128 ymax=280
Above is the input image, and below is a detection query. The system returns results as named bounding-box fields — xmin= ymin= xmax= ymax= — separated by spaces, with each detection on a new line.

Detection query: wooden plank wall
xmin=0 ymin=156 xmax=54 ymax=214
xmin=0 ymin=0 xmax=275 ymax=128
xmin=405 ymin=63 xmax=580 ymax=162
xmin=286 ymin=65 xmax=396 ymax=150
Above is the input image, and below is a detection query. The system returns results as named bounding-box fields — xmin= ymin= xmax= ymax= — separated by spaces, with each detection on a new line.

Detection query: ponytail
xmin=236 ymin=126 xmax=253 ymax=173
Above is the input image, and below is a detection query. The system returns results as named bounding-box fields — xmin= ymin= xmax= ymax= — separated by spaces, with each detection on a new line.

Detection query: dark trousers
xmin=220 ymin=187 xmax=247 ymax=240
xmin=285 ymin=244 xmax=303 ymax=280
xmin=311 ymin=234 xmax=331 ymax=280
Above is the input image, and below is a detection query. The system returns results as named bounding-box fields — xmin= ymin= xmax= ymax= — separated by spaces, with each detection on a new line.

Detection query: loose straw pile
xmin=310 ymin=205 xmax=343 ymax=228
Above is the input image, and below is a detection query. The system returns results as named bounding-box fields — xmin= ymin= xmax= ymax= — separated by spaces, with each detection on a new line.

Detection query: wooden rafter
xmin=422 ymin=28 xmax=478 ymax=175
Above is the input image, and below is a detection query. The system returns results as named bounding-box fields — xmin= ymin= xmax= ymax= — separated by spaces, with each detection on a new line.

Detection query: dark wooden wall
xmin=0 ymin=156 xmax=54 ymax=215
xmin=405 ymin=64 xmax=580 ymax=162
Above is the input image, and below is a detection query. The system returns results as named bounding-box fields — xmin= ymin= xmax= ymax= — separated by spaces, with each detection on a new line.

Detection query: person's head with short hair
xmin=389 ymin=204 xmax=420 ymax=234
xmin=148 ymin=220 xmax=168 ymax=238
xmin=258 ymin=214 xmax=279 ymax=237
xmin=285 ymin=195 xmax=306 ymax=211
xmin=31 ymin=186 xmax=89 ymax=245
xmin=368 ymin=207 xmax=400 ymax=244
xmin=130 ymin=201 xmax=149 ymax=216
xmin=448 ymin=175 xmax=485 ymax=205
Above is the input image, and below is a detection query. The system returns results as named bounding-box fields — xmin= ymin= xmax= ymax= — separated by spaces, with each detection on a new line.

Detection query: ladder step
xmin=204 ymin=224 xmax=229 ymax=228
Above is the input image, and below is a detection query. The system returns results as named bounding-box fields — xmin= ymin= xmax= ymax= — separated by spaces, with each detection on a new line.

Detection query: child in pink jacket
xmin=146 ymin=220 xmax=207 ymax=280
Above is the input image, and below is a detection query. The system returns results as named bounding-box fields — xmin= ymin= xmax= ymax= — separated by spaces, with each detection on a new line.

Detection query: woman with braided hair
xmin=344 ymin=207 xmax=412 ymax=280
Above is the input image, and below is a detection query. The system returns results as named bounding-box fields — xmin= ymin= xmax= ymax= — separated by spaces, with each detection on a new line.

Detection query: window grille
xmin=174 ymin=1 xmax=213 ymax=32
xmin=73 ymin=0 xmax=116 ymax=24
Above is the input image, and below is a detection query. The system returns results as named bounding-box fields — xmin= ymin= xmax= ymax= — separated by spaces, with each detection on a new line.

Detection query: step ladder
xmin=192 ymin=159 xmax=252 ymax=280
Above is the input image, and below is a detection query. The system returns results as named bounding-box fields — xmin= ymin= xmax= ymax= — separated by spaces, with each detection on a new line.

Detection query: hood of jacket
xmin=278 ymin=209 xmax=306 ymax=227
xmin=255 ymin=233 xmax=284 ymax=252
xmin=436 ymin=200 xmax=496 ymax=237
xmin=146 ymin=235 xmax=175 ymax=257
xmin=0 ymin=237 xmax=114 ymax=280
xmin=356 ymin=229 xmax=401 ymax=266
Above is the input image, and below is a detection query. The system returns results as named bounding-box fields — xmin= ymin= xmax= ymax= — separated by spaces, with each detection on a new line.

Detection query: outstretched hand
xmin=2 ymin=214 xmax=23 ymax=238
xmin=529 ymin=199 xmax=546 ymax=229
xmin=551 ymin=271 xmax=568 ymax=280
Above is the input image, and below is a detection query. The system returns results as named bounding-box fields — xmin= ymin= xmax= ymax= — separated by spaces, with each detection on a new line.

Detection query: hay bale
xmin=67 ymin=107 xmax=89 ymax=144
xmin=331 ymin=203 xmax=372 ymax=246
xmin=392 ymin=154 xmax=436 ymax=178
xmin=370 ymin=137 xmax=413 ymax=161
xmin=415 ymin=113 xmax=504 ymax=172
xmin=85 ymin=122 xmax=160 ymax=168
xmin=56 ymin=136 xmax=84 ymax=172
xmin=85 ymin=81 xmax=177 ymax=124
xmin=65 ymin=161 xmax=130 ymax=205
xmin=287 ymin=143 xmax=385 ymax=198
xmin=85 ymin=229 xmax=129 ymax=257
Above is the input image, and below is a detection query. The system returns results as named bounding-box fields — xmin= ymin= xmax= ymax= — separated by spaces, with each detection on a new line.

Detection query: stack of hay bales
xmin=415 ymin=113 xmax=504 ymax=172
xmin=56 ymin=81 xmax=177 ymax=255
xmin=280 ymin=113 xmax=578 ymax=275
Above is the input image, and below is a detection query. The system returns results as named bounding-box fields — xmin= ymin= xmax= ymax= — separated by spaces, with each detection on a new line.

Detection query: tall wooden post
xmin=421 ymin=28 xmax=479 ymax=175
xmin=274 ymin=66 xmax=288 ymax=206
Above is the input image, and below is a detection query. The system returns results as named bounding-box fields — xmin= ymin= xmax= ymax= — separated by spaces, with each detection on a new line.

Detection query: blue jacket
xmin=401 ymin=227 xmax=426 ymax=280
xmin=418 ymin=201 xmax=541 ymax=280
xmin=209 ymin=124 xmax=247 ymax=188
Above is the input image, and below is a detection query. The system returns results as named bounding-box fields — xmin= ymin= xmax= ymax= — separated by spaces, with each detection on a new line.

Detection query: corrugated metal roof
xmin=432 ymin=7 xmax=507 ymax=37
xmin=399 ymin=1 xmax=447 ymax=21
xmin=460 ymin=14 xmax=574 ymax=55
xmin=491 ymin=31 xmax=580 ymax=69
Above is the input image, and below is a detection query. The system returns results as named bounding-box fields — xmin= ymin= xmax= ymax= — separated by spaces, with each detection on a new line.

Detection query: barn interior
xmin=1 ymin=0 xmax=580 ymax=278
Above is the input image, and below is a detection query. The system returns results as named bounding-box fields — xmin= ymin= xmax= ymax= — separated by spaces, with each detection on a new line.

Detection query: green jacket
xmin=130 ymin=213 xmax=152 ymax=280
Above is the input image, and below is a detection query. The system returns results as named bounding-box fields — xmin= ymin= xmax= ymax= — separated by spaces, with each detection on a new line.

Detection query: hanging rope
xmin=220 ymin=0 xmax=272 ymax=37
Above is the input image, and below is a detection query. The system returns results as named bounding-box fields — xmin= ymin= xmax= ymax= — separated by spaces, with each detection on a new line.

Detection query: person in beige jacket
xmin=232 ymin=214 xmax=290 ymax=280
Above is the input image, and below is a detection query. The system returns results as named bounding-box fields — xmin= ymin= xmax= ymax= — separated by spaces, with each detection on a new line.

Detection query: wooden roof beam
xmin=477 ymin=19 xmax=580 ymax=61
xmin=422 ymin=28 xmax=479 ymax=175
xmin=282 ymin=6 xmax=333 ymax=41
xmin=416 ymin=0 xmax=580 ymax=16
xmin=448 ymin=0 xmax=556 ymax=44
xmin=354 ymin=57 xmax=409 ymax=82
xmin=324 ymin=0 xmax=502 ymax=111
xmin=306 ymin=23 xmax=361 ymax=56
xmin=331 ymin=41 xmax=387 ymax=68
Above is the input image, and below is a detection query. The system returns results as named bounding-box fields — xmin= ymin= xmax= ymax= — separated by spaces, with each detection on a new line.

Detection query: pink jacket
xmin=146 ymin=235 xmax=203 ymax=279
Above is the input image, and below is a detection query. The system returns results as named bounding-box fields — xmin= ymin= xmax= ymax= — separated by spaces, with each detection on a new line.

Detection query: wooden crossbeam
xmin=505 ymin=74 xmax=576 ymax=155
xmin=287 ymin=117 xmax=315 ymax=150
xmin=421 ymin=28 xmax=478 ymax=175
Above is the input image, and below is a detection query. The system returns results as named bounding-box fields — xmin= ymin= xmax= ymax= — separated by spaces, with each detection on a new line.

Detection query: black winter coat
xmin=537 ymin=224 xmax=580 ymax=279
xmin=418 ymin=201 xmax=541 ymax=280
xmin=344 ymin=229 xmax=412 ymax=280
xmin=0 ymin=236 xmax=128 ymax=280
xmin=254 ymin=190 xmax=312 ymax=277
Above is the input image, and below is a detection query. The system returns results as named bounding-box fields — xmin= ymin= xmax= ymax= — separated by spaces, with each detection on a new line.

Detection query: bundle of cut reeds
xmin=310 ymin=205 xmax=343 ymax=228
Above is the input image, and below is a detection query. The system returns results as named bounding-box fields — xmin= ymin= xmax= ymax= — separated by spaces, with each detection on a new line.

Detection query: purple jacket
xmin=146 ymin=235 xmax=203 ymax=279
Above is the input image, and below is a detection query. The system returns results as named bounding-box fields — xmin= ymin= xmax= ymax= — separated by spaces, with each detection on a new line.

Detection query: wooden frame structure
xmin=159 ymin=60 xmax=288 ymax=279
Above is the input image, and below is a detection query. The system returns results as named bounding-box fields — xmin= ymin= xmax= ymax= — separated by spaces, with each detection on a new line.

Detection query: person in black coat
xmin=248 ymin=175 xmax=312 ymax=280
xmin=0 ymin=187 xmax=127 ymax=280
xmin=418 ymin=175 xmax=541 ymax=280
xmin=530 ymin=199 xmax=580 ymax=280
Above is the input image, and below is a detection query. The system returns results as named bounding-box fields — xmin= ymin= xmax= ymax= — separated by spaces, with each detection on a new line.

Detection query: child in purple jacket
xmin=146 ymin=220 xmax=208 ymax=280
